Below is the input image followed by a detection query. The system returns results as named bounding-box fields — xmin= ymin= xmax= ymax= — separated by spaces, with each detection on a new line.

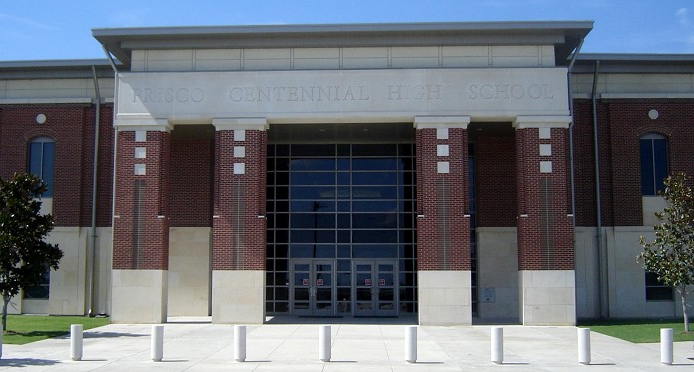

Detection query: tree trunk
xmin=2 ymin=294 xmax=9 ymax=332
xmin=679 ymin=286 xmax=690 ymax=333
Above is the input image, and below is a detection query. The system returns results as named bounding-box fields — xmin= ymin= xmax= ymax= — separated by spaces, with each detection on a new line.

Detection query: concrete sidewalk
xmin=1 ymin=318 xmax=693 ymax=371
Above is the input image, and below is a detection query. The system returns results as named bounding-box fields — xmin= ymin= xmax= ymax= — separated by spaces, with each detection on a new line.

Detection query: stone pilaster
xmin=514 ymin=116 xmax=575 ymax=325
xmin=414 ymin=116 xmax=472 ymax=325
xmin=111 ymin=122 xmax=171 ymax=323
xmin=211 ymin=118 xmax=267 ymax=324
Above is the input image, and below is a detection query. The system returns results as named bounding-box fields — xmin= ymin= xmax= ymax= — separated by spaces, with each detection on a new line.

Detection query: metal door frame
xmin=352 ymin=259 xmax=398 ymax=317
xmin=290 ymin=259 xmax=336 ymax=316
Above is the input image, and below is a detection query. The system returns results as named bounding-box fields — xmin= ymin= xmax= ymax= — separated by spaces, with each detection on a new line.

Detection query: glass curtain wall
xmin=266 ymin=143 xmax=417 ymax=316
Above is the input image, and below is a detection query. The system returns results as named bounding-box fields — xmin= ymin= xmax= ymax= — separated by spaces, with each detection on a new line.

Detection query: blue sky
xmin=1 ymin=0 xmax=692 ymax=61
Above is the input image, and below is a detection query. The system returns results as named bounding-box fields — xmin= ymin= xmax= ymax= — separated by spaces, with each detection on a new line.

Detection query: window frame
xmin=639 ymin=133 xmax=669 ymax=196
xmin=28 ymin=136 xmax=55 ymax=198
xmin=645 ymin=271 xmax=674 ymax=302
xmin=23 ymin=136 xmax=56 ymax=300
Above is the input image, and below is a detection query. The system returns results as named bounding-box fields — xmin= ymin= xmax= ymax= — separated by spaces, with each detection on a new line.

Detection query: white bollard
xmin=578 ymin=327 xmax=591 ymax=365
xmin=1 ymin=326 xmax=3 ymax=359
xmin=151 ymin=325 xmax=164 ymax=362
xmin=491 ymin=327 xmax=503 ymax=364
xmin=319 ymin=325 xmax=331 ymax=362
xmin=406 ymin=326 xmax=417 ymax=363
xmin=234 ymin=325 xmax=246 ymax=362
xmin=660 ymin=328 xmax=673 ymax=365
xmin=70 ymin=324 xmax=83 ymax=361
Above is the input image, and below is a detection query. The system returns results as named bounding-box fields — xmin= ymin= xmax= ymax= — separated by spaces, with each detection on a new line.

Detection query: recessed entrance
xmin=265 ymin=123 xmax=417 ymax=317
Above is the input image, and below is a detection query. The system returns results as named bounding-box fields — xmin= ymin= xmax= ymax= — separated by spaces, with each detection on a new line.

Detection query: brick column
xmin=514 ymin=116 xmax=575 ymax=325
xmin=111 ymin=123 xmax=171 ymax=323
xmin=211 ymin=118 xmax=267 ymax=324
xmin=414 ymin=116 xmax=471 ymax=325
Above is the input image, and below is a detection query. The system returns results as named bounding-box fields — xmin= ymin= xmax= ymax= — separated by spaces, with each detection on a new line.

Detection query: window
xmin=645 ymin=271 xmax=673 ymax=301
xmin=640 ymin=133 xmax=668 ymax=196
xmin=23 ymin=266 xmax=50 ymax=299
xmin=29 ymin=137 xmax=55 ymax=197
xmin=24 ymin=137 xmax=55 ymax=299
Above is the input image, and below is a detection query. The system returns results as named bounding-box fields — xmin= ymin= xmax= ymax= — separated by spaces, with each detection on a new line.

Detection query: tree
xmin=0 ymin=173 xmax=63 ymax=331
xmin=638 ymin=172 xmax=694 ymax=333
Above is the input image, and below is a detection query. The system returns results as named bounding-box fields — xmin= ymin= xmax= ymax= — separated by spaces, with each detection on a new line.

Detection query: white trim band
xmin=414 ymin=115 xmax=471 ymax=129
xmin=514 ymin=115 xmax=571 ymax=129
xmin=213 ymin=118 xmax=269 ymax=131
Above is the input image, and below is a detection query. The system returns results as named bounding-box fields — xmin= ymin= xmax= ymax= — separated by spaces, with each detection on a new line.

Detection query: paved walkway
xmin=1 ymin=317 xmax=693 ymax=371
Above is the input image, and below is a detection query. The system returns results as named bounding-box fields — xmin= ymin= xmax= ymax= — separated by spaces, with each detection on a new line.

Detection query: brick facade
xmin=415 ymin=127 xmax=470 ymax=271
xmin=475 ymin=136 xmax=517 ymax=227
xmin=112 ymin=130 xmax=171 ymax=270
xmin=170 ymin=138 xmax=214 ymax=227
xmin=212 ymin=129 xmax=267 ymax=271
xmin=0 ymin=104 xmax=114 ymax=227
xmin=516 ymin=127 xmax=574 ymax=270
xmin=572 ymin=99 xmax=694 ymax=227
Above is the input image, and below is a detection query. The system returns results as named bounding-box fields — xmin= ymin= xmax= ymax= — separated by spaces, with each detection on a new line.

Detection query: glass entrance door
xmin=291 ymin=259 xmax=335 ymax=316
xmin=353 ymin=260 xmax=398 ymax=317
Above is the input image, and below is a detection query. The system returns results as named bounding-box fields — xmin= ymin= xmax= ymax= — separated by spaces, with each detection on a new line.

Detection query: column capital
xmin=513 ymin=115 xmax=572 ymax=129
xmin=413 ymin=116 xmax=471 ymax=130
xmin=114 ymin=116 xmax=172 ymax=132
xmin=213 ymin=118 xmax=269 ymax=131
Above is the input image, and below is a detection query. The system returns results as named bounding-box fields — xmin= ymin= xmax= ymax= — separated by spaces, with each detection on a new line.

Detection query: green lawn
xmin=579 ymin=318 xmax=694 ymax=343
xmin=2 ymin=315 xmax=110 ymax=345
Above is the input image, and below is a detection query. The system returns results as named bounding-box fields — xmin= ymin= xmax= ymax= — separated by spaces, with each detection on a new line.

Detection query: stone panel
xmin=111 ymin=269 xmax=168 ymax=323
xmin=642 ymin=196 xmax=667 ymax=226
xmin=391 ymin=47 xmax=439 ymax=68
xmin=244 ymin=49 xmax=291 ymax=70
xmin=418 ymin=270 xmax=472 ymax=325
xmin=168 ymin=227 xmax=211 ymax=316
xmin=519 ymin=270 xmax=576 ymax=325
xmin=116 ymin=68 xmax=569 ymax=125
xmin=146 ymin=50 xmax=194 ymax=71
xmin=573 ymin=227 xmax=600 ymax=319
xmin=342 ymin=47 xmax=389 ymax=69
xmin=293 ymin=48 xmax=340 ymax=70
xmin=477 ymin=227 xmax=519 ymax=321
xmin=211 ymin=270 xmax=265 ymax=323
xmin=195 ymin=49 xmax=242 ymax=71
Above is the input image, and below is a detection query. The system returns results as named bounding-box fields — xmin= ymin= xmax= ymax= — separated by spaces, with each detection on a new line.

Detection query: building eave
xmin=0 ymin=59 xmax=120 ymax=79
xmin=573 ymin=53 xmax=694 ymax=73
xmin=92 ymin=21 xmax=593 ymax=68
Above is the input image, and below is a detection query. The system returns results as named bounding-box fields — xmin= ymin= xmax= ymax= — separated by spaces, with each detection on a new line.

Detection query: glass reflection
xmin=266 ymin=143 xmax=417 ymax=315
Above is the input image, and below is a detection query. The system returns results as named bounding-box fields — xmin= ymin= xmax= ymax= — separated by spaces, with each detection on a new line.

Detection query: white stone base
xmin=418 ymin=270 xmax=472 ymax=325
xmin=211 ymin=270 xmax=265 ymax=324
xmin=168 ymin=227 xmax=211 ymax=316
xmin=519 ymin=270 xmax=576 ymax=325
xmin=111 ymin=269 xmax=168 ymax=323
xmin=477 ymin=227 xmax=519 ymax=321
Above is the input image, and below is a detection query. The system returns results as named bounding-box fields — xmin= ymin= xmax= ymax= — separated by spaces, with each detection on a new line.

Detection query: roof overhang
xmin=92 ymin=21 xmax=593 ymax=68
xmin=573 ymin=53 xmax=694 ymax=73
xmin=0 ymin=59 xmax=118 ymax=79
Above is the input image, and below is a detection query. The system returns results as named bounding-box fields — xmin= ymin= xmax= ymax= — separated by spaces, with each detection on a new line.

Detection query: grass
xmin=579 ymin=318 xmax=694 ymax=343
xmin=2 ymin=315 xmax=109 ymax=345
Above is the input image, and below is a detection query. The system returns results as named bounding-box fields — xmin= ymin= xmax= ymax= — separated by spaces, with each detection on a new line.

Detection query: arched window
xmin=639 ymin=133 xmax=668 ymax=196
xmin=28 ymin=136 xmax=55 ymax=197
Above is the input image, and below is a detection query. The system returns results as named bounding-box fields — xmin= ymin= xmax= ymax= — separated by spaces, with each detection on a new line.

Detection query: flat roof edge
xmin=92 ymin=20 xmax=594 ymax=38
xmin=577 ymin=53 xmax=694 ymax=62
xmin=0 ymin=59 xmax=116 ymax=68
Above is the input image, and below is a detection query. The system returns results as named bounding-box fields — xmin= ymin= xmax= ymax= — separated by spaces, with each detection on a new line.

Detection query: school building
xmin=1 ymin=21 xmax=692 ymax=325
